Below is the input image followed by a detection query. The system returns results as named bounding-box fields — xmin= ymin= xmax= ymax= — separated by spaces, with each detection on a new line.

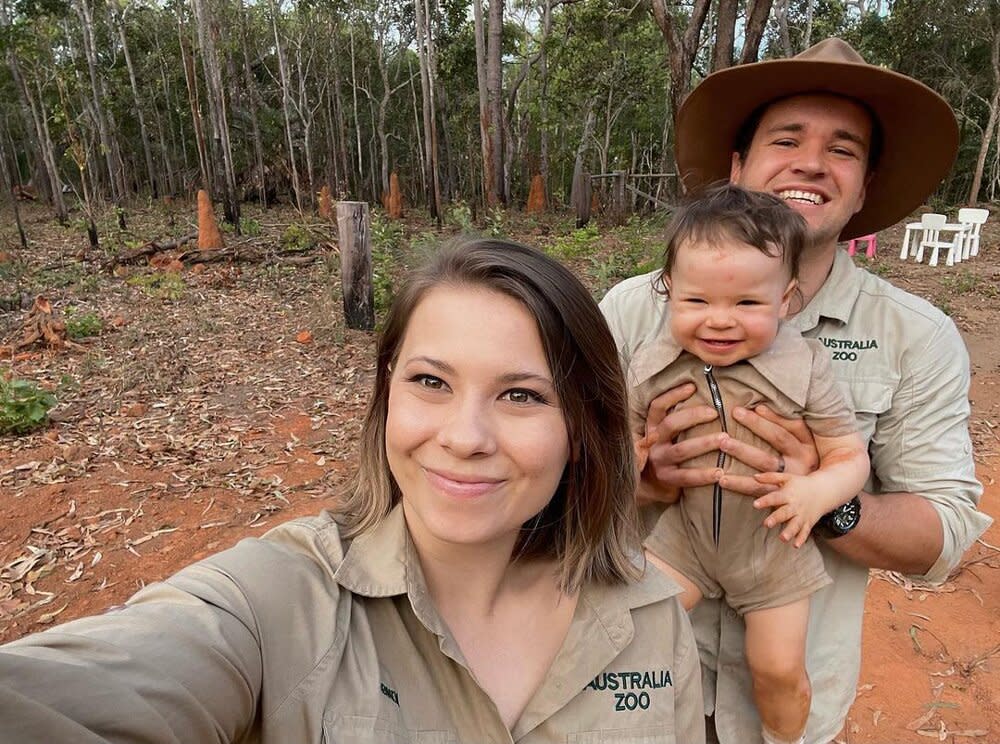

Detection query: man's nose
xmin=790 ymin=140 xmax=827 ymax=175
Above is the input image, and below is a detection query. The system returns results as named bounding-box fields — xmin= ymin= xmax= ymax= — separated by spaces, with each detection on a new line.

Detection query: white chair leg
xmin=901 ymin=230 xmax=911 ymax=260
xmin=916 ymin=238 xmax=926 ymax=263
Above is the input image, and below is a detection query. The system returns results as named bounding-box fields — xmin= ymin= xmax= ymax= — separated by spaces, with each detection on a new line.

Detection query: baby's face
xmin=665 ymin=238 xmax=795 ymax=367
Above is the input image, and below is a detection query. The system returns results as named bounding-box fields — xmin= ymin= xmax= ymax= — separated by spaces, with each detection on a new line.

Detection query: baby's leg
xmin=743 ymin=598 xmax=811 ymax=744
xmin=644 ymin=551 xmax=704 ymax=611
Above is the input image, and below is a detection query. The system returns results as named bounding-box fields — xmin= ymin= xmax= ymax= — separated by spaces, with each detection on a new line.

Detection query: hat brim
xmin=675 ymin=59 xmax=959 ymax=240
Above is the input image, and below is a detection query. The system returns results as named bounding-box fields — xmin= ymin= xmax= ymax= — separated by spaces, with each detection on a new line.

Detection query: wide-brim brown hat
xmin=675 ymin=38 xmax=959 ymax=240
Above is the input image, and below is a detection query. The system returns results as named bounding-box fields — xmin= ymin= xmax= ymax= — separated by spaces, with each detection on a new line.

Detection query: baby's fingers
xmin=763 ymin=504 xmax=795 ymax=530
xmin=780 ymin=515 xmax=806 ymax=545
xmin=754 ymin=471 xmax=792 ymax=487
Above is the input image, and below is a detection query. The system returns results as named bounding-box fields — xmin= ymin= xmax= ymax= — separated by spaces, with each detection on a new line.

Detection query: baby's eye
xmin=684 ymin=297 xmax=707 ymax=304
xmin=502 ymin=388 xmax=546 ymax=405
xmin=737 ymin=299 xmax=761 ymax=306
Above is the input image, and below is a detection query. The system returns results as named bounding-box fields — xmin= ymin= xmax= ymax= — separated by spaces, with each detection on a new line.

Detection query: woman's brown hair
xmin=336 ymin=238 xmax=639 ymax=591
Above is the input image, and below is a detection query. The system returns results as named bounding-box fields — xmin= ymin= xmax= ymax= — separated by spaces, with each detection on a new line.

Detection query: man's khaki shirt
xmin=1 ymin=506 xmax=706 ymax=744
xmin=599 ymin=249 xmax=991 ymax=744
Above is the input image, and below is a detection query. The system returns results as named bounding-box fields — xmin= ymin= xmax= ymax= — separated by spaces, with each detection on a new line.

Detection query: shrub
xmin=280 ymin=223 xmax=316 ymax=251
xmin=65 ymin=309 xmax=103 ymax=339
xmin=0 ymin=374 xmax=57 ymax=435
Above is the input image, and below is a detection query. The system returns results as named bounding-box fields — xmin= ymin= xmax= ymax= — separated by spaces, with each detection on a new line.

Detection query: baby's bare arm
xmin=752 ymin=430 xmax=870 ymax=546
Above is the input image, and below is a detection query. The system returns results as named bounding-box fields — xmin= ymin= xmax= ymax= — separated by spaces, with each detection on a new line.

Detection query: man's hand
xmin=751 ymin=472 xmax=827 ymax=547
xmin=717 ymin=404 xmax=820 ymax=497
xmin=640 ymin=383 xmax=723 ymax=504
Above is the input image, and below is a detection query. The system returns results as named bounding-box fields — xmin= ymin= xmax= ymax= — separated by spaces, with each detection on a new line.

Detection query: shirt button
xmin=726 ymin=608 xmax=738 ymax=620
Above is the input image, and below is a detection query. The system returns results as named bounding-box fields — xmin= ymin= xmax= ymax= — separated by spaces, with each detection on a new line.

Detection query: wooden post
xmin=336 ymin=201 xmax=375 ymax=331
xmin=572 ymin=170 xmax=592 ymax=228
xmin=611 ymin=170 xmax=627 ymax=225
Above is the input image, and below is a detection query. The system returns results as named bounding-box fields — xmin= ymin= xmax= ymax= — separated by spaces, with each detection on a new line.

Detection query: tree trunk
xmin=740 ymin=0 xmax=775 ymax=64
xmin=0 ymin=124 xmax=28 ymax=249
xmin=414 ymin=0 xmax=441 ymax=222
xmin=74 ymin=0 xmax=125 ymax=203
xmin=238 ymin=0 xmax=267 ymax=207
xmin=116 ymin=7 xmax=158 ymax=198
xmin=650 ymin=0 xmax=712 ymax=140
xmin=336 ymin=201 xmax=374 ymax=331
xmin=775 ymin=0 xmax=793 ymax=57
xmin=473 ymin=0 xmax=494 ymax=207
xmin=4 ymin=45 xmax=68 ymax=224
xmin=486 ymin=0 xmax=505 ymax=205
xmin=191 ymin=0 xmax=240 ymax=228
xmin=178 ymin=12 xmax=211 ymax=193
xmin=712 ymin=0 xmax=737 ymax=71
xmin=969 ymin=29 xmax=1000 ymax=203
xmin=269 ymin=0 xmax=303 ymax=211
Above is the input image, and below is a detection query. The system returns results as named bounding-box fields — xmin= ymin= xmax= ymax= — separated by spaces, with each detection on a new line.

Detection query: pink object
xmin=847 ymin=233 xmax=877 ymax=258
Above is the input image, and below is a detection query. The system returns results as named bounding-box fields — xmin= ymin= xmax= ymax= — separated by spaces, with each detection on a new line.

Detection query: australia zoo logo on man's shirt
xmin=818 ymin=336 xmax=878 ymax=362
xmin=584 ymin=670 xmax=673 ymax=711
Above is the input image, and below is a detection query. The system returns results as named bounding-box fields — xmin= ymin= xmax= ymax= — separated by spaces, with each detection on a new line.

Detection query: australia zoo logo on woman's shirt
xmin=584 ymin=670 xmax=673 ymax=711
xmin=818 ymin=336 xmax=878 ymax=363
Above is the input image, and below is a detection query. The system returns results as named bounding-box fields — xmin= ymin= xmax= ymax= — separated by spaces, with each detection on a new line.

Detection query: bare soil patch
xmin=1 ymin=203 xmax=998 ymax=743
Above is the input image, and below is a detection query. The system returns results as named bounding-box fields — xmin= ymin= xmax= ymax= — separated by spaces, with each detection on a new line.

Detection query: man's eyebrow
xmin=764 ymin=122 xmax=868 ymax=148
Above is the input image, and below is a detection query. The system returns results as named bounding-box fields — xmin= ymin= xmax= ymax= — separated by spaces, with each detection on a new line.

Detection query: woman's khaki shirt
xmin=0 ymin=506 xmax=705 ymax=744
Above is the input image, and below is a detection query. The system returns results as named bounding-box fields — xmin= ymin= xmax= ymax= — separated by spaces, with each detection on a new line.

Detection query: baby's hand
xmin=634 ymin=429 xmax=660 ymax=474
xmin=750 ymin=472 xmax=823 ymax=548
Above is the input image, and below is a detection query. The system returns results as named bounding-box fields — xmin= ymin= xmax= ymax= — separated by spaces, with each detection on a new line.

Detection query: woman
xmin=1 ymin=239 xmax=704 ymax=743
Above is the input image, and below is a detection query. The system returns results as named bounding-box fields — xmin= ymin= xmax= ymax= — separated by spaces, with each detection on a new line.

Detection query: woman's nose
xmin=436 ymin=399 xmax=495 ymax=457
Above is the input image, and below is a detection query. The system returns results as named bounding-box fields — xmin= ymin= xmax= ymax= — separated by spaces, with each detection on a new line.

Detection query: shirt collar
xmin=788 ymin=249 xmax=861 ymax=332
xmin=630 ymin=321 xmax=815 ymax=408
xmin=333 ymin=504 xmax=410 ymax=598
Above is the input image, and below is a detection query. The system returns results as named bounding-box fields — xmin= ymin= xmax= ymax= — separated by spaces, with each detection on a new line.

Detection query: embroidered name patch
xmin=584 ymin=670 xmax=672 ymax=711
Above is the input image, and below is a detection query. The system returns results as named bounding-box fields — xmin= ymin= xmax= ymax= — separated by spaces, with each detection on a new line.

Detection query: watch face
xmin=832 ymin=498 xmax=861 ymax=533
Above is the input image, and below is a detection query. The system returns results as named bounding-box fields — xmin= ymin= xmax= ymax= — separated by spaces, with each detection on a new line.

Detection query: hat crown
xmin=796 ymin=37 xmax=866 ymax=65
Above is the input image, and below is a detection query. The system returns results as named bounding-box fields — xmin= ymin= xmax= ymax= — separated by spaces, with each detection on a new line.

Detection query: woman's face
xmin=386 ymin=284 xmax=571 ymax=553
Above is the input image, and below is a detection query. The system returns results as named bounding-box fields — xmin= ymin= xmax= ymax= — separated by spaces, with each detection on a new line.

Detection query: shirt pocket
xmin=568 ymin=726 xmax=675 ymax=744
xmin=323 ymin=714 xmax=455 ymax=744
xmin=842 ymin=380 xmax=893 ymax=444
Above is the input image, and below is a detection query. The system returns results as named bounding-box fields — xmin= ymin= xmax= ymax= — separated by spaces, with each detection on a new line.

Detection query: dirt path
xmin=1 ymin=205 xmax=998 ymax=742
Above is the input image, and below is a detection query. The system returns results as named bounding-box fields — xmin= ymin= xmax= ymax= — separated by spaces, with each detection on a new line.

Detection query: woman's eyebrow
xmin=402 ymin=355 xmax=454 ymax=374
xmin=497 ymin=371 xmax=554 ymax=386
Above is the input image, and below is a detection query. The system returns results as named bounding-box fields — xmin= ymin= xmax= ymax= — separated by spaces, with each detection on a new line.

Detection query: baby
xmin=632 ymin=184 xmax=870 ymax=744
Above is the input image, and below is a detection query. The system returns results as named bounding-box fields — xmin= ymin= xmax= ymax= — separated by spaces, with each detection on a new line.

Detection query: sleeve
xmin=671 ymin=599 xmax=707 ymax=744
xmin=0 ymin=572 xmax=262 ymax=744
xmin=801 ymin=339 xmax=858 ymax=438
xmin=869 ymin=319 xmax=991 ymax=584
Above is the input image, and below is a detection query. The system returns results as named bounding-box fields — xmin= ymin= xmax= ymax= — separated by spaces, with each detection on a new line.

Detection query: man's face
xmin=730 ymin=94 xmax=873 ymax=250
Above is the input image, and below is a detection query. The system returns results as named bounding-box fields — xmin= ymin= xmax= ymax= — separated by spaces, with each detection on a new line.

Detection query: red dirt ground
xmin=1 ymin=204 xmax=998 ymax=743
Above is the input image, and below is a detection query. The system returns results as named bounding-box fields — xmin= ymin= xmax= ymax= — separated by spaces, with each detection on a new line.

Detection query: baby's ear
xmin=779 ymin=278 xmax=798 ymax=318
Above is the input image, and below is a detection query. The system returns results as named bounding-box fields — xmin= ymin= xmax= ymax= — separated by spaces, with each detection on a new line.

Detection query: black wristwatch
xmin=815 ymin=495 xmax=862 ymax=539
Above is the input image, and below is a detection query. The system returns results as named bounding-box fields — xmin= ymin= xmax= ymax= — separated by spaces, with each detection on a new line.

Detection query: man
xmin=600 ymin=38 xmax=992 ymax=744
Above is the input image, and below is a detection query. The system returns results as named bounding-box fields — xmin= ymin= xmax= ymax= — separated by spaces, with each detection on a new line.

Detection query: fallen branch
xmin=104 ymin=233 xmax=197 ymax=270
xmin=15 ymin=296 xmax=85 ymax=351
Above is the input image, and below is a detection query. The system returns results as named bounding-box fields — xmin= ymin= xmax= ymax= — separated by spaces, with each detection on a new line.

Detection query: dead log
xmin=15 ymin=296 xmax=84 ymax=351
xmin=336 ymin=201 xmax=374 ymax=331
xmin=103 ymin=232 xmax=197 ymax=270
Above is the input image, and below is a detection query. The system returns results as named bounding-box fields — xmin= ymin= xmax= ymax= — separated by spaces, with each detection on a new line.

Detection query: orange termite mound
xmin=526 ymin=174 xmax=546 ymax=213
xmin=318 ymin=185 xmax=333 ymax=220
xmin=386 ymin=172 xmax=403 ymax=219
xmin=197 ymin=189 xmax=225 ymax=250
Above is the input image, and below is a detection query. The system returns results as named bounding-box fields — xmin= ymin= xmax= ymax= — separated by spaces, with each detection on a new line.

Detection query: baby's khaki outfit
xmin=630 ymin=323 xmax=856 ymax=615
xmin=0 ymin=506 xmax=705 ymax=744
xmin=600 ymin=250 xmax=989 ymax=744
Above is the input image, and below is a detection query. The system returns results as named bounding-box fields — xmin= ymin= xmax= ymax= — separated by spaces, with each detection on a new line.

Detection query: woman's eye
xmin=411 ymin=374 xmax=445 ymax=390
xmin=502 ymin=388 xmax=544 ymax=405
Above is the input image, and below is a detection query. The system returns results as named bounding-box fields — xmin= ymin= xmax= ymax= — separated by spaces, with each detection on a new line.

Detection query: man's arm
xmin=725 ymin=322 xmax=990 ymax=581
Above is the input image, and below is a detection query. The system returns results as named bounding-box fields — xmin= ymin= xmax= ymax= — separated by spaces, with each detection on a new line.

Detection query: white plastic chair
xmin=957 ymin=207 xmax=989 ymax=259
xmin=900 ymin=218 xmax=928 ymax=260
xmin=915 ymin=213 xmax=967 ymax=267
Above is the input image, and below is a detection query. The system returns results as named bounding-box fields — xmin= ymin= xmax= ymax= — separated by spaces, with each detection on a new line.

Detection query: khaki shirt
xmin=1 ymin=506 xmax=706 ymax=744
xmin=599 ymin=249 xmax=991 ymax=744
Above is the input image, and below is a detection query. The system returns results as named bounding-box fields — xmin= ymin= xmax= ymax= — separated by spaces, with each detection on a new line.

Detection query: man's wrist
xmin=814 ymin=495 xmax=862 ymax=539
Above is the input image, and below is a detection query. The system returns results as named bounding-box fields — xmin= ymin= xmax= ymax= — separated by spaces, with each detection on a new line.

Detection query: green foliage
xmin=485 ymin=207 xmax=507 ymax=238
xmin=446 ymin=201 xmax=474 ymax=232
xmin=941 ymin=269 xmax=999 ymax=298
xmin=240 ymin=218 xmax=262 ymax=237
xmin=372 ymin=242 xmax=395 ymax=317
xmin=549 ymin=225 xmax=601 ymax=258
xmin=64 ymin=308 xmax=103 ymax=339
xmin=280 ymin=223 xmax=316 ymax=251
xmin=371 ymin=212 xmax=404 ymax=253
xmin=0 ymin=374 xmax=57 ymax=435
xmin=587 ymin=243 xmax=659 ymax=297
xmin=127 ymin=272 xmax=186 ymax=301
